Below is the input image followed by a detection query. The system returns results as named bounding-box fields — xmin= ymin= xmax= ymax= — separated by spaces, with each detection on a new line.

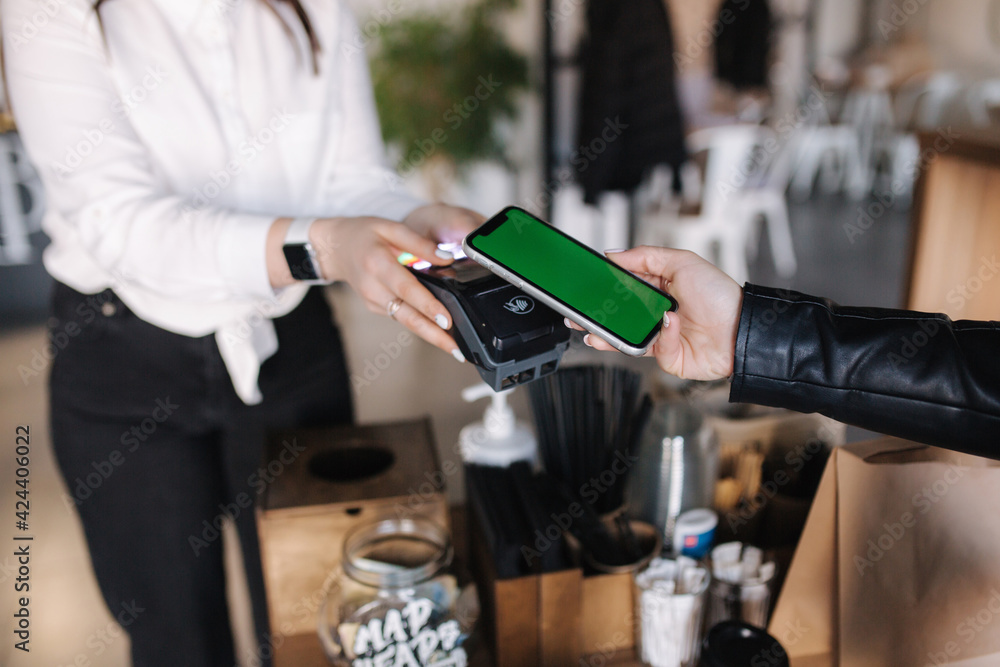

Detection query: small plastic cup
xmin=672 ymin=508 xmax=718 ymax=559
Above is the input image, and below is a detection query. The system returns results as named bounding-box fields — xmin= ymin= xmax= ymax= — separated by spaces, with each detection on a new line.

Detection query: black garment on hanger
xmin=575 ymin=0 xmax=688 ymax=204
xmin=714 ymin=0 xmax=773 ymax=90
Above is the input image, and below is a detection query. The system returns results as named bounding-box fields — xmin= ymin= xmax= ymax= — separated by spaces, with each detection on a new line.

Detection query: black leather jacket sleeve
xmin=729 ymin=284 xmax=1000 ymax=457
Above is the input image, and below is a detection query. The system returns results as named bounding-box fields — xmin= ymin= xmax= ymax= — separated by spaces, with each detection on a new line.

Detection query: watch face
xmin=283 ymin=245 xmax=320 ymax=281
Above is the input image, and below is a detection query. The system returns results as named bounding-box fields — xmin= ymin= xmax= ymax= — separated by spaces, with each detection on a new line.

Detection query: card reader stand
xmin=411 ymin=259 xmax=571 ymax=392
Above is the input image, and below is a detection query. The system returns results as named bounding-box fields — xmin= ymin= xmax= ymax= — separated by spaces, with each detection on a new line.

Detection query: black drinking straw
xmin=529 ymin=364 xmax=648 ymax=514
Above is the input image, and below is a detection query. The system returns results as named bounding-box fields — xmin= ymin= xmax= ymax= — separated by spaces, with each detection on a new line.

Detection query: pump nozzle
xmin=459 ymin=383 xmax=536 ymax=467
xmin=462 ymin=384 xmax=515 ymax=440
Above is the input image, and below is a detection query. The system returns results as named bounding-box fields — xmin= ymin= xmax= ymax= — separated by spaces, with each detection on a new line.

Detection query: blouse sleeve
xmin=2 ymin=0 xmax=278 ymax=301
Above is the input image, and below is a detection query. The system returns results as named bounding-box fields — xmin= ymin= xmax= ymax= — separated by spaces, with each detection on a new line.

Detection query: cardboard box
xmin=467 ymin=501 xmax=582 ymax=667
xmin=580 ymin=572 xmax=636 ymax=657
xmin=469 ymin=514 xmax=643 ymax=666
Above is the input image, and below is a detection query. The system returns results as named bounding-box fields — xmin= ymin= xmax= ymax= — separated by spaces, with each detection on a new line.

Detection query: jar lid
xmin=700 ymin=621 xmax=789 ymax=667
xmin=342 ymin=517 xmax=454 ymax=589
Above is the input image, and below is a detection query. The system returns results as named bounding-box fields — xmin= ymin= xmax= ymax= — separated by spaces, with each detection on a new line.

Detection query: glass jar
xmin=634 ymin=557 xmax=711 ymax=667
xmin=626 ymin=401 xmax=719 ymax=547
xmin=318 ymin=517 xmax=473 ymax=667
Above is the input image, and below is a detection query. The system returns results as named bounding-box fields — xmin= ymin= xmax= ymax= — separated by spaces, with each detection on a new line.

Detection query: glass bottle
xmin=318 ymin=517 xmax=473 ymax=667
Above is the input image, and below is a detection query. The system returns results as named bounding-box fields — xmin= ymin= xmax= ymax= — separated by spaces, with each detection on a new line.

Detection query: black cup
xmin=700 ymin=621 xmax=789 ymax=667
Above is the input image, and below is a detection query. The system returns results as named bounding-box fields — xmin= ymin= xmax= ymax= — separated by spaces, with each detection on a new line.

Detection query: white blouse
xmin=3 ymin=0 xmax=424 ymax=403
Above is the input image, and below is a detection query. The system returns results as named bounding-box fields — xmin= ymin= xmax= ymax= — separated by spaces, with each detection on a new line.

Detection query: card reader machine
xmin=410 ymin=259 xmax=571 ymax=392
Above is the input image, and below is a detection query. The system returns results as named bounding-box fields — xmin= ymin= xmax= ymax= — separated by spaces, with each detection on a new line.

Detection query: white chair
xmin=792 ymin=65 xmax=904 ymax=202
xmin=788 ymin=122 xmax=867 ymax=201
xmin=787 ymin=92 xmax=870 ymax=201
xmin=638 ymin=125 xmax=797 ymax=284
xmin=739 ymin=128 xmax=797 ymax=277
xmin=550 ymin=183 xmax=631 ymax=252
xmin=895 ymin=71 xmax=964 ymax=130
xmin=551 ymin=183 xmax=600 ymax=249
xmin=839 ymin=68 xmax=896 ymax=200
xmin=967 ymin=79 xmax=1000 ymax=127
xmin=874 ymin=73 xmax=964 ymax=204
xmin=0 ymin=133 xmax=45 ymax=266
xmin=886 ymin=132 xmax=920 ymax=203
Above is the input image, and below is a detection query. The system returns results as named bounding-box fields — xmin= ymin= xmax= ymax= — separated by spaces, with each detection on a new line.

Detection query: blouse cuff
xmin=218 ymin=213 xmax=278 ymax=299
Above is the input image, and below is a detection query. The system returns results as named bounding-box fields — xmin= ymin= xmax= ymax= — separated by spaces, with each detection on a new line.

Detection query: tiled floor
xmin=0 ymin=191 xmax=910 ymax=666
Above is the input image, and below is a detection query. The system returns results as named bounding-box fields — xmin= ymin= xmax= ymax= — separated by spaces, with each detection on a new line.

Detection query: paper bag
xmin=769 ymin=438 xmax=1000 ymax=667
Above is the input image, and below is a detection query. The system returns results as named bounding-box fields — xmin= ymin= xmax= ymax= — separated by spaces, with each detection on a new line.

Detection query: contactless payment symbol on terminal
xmin=503 ymin=296 xmax=535 ymax=314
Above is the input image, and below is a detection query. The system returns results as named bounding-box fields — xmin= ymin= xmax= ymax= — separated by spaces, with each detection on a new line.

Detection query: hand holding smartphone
xmin=463 ymin=206 xmax=677 ymax=356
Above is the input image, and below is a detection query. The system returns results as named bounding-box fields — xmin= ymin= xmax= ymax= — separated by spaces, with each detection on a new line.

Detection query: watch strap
xmin=283 ymin=217 xmax=327 ymax=283
xmin=284 ymin=217 xmax=315 ymax=245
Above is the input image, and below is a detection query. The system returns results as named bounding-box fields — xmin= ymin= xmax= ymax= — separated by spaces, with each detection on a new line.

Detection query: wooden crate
xmin=256 ymin=418 xmax=449 ymax=642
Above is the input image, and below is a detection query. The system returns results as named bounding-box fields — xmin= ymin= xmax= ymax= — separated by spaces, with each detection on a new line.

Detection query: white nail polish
xmin=564 ymin=317 xmax=573 ymax=328
xmin=663 ymin=312 xmax=670 ymax=328
xmin=435 ymin=248 xmax=454 ymax=260
xmin=583 ymin=334 xmax=593 ymax=347
xmin=451 ymin=348 xmax=466 ymax=363
xmin=604 ymin=248 xmax=625 ymax=255
xmin=435 ymin=314 xmax=449 ymax=329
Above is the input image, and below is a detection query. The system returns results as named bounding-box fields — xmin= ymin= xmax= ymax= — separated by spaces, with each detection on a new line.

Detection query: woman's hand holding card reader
xmin=407 ymin=256 xmax=571 ymax=391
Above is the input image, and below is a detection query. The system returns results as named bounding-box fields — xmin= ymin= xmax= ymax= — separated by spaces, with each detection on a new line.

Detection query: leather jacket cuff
xmin=729 ymin=284 xmax=1000 ymax=456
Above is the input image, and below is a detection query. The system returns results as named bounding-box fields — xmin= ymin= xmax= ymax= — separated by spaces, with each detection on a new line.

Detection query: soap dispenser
xmin=458 ymin=383 xmax=536 ymax=467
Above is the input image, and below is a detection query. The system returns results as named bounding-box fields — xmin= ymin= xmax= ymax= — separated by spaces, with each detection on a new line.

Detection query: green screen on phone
xmin=467 ymin=208 xmax=675 ymax=347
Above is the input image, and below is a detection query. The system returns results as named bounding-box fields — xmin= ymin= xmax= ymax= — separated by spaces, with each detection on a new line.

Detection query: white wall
xmin=922 ymin=0 xmax=1000 ymax=72
xmin=865 ymin=0 xmax=1000 ymax=74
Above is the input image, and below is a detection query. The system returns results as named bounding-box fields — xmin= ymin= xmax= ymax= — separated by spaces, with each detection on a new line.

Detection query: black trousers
xmin=49 ymin=283 xmax=353 ymax=667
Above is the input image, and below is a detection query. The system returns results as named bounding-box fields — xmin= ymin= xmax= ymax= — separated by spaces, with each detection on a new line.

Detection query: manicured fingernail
xmin=604 ymin=248 xmax=625 ymax=255
xmin=435 ymin=249 xmax=454 ymax=259
xmin=451 ymin=348 xmax=466 ymax=363
xmin=663 ymin=312 xmax=670 ymax=328
xmin=435 ymin=314 xmax=449 ymax=329
xmin=583 ymin=334 xmax=593 ymax=347
xmin=564 ymin=317 xmax=573 ymax=328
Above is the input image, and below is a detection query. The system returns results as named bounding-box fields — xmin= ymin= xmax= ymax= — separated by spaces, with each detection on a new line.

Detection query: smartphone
xmin=463 ymin=206 xmax=677 ymax=356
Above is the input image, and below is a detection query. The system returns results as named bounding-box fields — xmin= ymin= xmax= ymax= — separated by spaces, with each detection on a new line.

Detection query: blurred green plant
xmin=369 ymin=0 xmax=528 ymax=180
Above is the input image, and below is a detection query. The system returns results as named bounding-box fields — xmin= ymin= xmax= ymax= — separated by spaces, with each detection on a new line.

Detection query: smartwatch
xmin=282 ymin=217 xmax=327 ymax=283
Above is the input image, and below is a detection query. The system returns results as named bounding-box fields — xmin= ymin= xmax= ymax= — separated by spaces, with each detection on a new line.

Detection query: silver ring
xmin=386 ymin=298 xmax=403 ymax=319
